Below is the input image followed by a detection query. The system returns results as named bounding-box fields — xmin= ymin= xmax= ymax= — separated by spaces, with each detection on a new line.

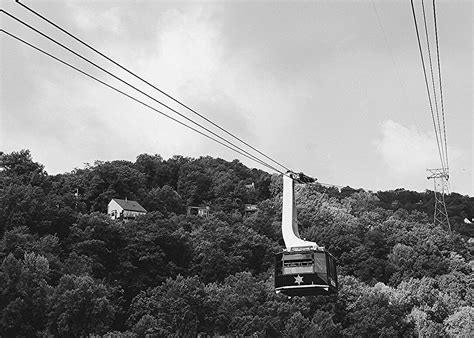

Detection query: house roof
xmin=111 ymin=199 xmax=147 ymax=212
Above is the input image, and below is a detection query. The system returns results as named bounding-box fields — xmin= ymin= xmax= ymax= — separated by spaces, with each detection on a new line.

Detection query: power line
xmin=0 ymin=29 xmax=281 ymax=173
xmin=432 ymin=0 xmax=449 ymax=170
xmin=412 ymin=0 xmax=450 ymax=232
xmin=0 ymin=29 xmax=284 ymax=175
xmin=409 ymin=0 xmax=445 ymax=170
xmin=3 ymin=7 xmax=347 ymax=187
xmin=371 ymin=0 xmax=411 ymax=104
xmin=0 ymin=9 xmax=282 ymax=174
xmin=421 ymin=0 xmax=446 ymax=170
xmin=15 ymin=0 xmax=292 ymax=173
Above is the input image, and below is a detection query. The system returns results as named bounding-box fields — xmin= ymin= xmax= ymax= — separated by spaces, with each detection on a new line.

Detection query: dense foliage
xmin=0 ymin=150 xmax=472 ymax=336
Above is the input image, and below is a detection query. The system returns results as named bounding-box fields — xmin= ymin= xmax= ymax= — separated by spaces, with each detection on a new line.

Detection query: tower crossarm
xmin=427 ymin=168 xmax=449 ymax=179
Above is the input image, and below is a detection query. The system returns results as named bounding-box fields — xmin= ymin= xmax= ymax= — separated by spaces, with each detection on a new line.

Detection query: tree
xmin=66 ymin=213 xmax=124 ymax=279
xmin=190 ymin=218 xmax=274 ymax=283
xmin=437 ymin=270 xmax=473 ymax=310
xmin=0 ymin=179 xmax=76 ymax=237
xmin=0 ymin=227 xmax=63 ymax=283
xmin=389 ymin=240 xmax=449 ymax=285
xmin=128 ymin=275 xmax=210 ymax=336
xmin=444 ymin=306 xmax=474 ymax=337
xmin=134 ymin=153 xmax=169 ymax=188
xmin=1 ymin=149 xmax=472 ymax=335
xmin=0 ymin=149 xmax=46 ymax=185
xmin=306 ymin=310 xmax=342 ymax=337
xmin=408 ymin=307 xmax=445 ymax=336
xmin=282 ymin=312 xmax=313 ymax=337
xmin=0 ymin=184 xmax=47 ymax=234
xmin=243 ymin=199 xmax=281 ymax=241
xmin=143 ymin=185 xmax=185 ymax=216
xmin=0 ymin=253 xmax=51 ymax=336
xmin=48 ymin=274 xmax=119 ymax=336
xmin=206 ymin=272 xmax=311 ymax=336
xmin=343 ymin=286 xmax=412 ymax=336
xmin=74 ymin=160 xmax=146 ymax=212
xmin=177 ymin=161 xmax=214 ymax=205
xmin=395 ymin=276 xmax=453 ymax=330
xmin=346 ymin=191 xmax=380 ymax=216
xmin=118 ymin=213 xmax=192 ymax=299
xmin=388 ymin=243 xmax=416 ymax=282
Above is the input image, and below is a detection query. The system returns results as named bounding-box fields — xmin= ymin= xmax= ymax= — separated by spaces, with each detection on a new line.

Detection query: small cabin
xmin=244 ymin=204 xmax=258 ymax=214
xmin=108 ymin=198 xmax=147 ymax=221
xmin=245 ymin=182 xmax=255 ymax=190
xmin=187 ymin=206 xmax=210 ymax=218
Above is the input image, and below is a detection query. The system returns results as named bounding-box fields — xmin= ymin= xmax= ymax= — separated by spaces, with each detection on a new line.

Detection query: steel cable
xmin=15 ymin=0 xmax=292 ymax=173
xmin=1 ymin=9 xmax=285 ymax=174
xmin=0 ymin=28 xmax=285 ymax=174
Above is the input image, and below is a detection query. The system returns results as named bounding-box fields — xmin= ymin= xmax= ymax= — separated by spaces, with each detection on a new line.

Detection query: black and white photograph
xmin=0 ymin=0 xmax=472 ymax=336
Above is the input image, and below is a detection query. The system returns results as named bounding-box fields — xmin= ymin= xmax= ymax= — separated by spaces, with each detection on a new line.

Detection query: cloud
xmin=131 ymin=5 xmax=307 ymax=167
xmin=376 ymin=120 xmax=443 ymax=176
xmin=68 ymin=3 xmax=121 ymax=33
xmin=2 ymin=2 xmax=470 ymax=195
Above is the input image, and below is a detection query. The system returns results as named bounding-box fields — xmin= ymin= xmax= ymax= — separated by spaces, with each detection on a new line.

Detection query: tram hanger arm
xmin=282 ymin=172 xmax=321 ymax=250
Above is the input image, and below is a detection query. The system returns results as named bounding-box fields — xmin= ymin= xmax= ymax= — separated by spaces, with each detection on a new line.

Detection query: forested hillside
xmin=1 ymin=150 xmax=472 ymax=336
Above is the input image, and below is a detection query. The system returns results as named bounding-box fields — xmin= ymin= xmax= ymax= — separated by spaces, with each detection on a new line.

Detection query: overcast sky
xmin=1 ymin=0 xmax=472 ymax=195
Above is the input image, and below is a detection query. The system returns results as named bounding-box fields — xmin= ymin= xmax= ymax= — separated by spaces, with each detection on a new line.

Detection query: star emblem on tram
xmin=294 ymin=275 xmax=304 ymax=285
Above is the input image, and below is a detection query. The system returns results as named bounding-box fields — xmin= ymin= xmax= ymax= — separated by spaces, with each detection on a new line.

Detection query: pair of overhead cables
xmin=410 ymin=0 xmax=449 ymax=173
xmin=371 ymin=0 xmax=411 ymax=105
xmin=431 ymin=0 xmax=448 ymax=170
xmin=1 ymin=1 xmax=291 ymax=176
xmin=1 ymin=28 xmax=278 ymax=174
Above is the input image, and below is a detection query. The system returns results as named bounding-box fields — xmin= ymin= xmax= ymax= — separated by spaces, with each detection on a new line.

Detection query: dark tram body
xmin=274 ymin=249 xmax=338 ymax=296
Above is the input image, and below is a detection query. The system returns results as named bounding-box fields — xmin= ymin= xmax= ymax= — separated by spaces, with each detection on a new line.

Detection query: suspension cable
xmin=0 ymin=29 xmax=285 ymax=174
xmin=15 ymin=0 xmax=292 ymax=173
xmin=432 ymin=0 xmax=449 ymax=171
xmin=421 ymin=0 xmax=446 ymax=169
xmin=1 ymin=9 xmax=284 ymax=174
xmin=409 ymin=0 xmax=445 ymax=170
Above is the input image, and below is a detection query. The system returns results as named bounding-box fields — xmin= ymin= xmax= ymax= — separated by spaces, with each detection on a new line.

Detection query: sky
xmin=0 ymin=0 xmax=472 ymax=195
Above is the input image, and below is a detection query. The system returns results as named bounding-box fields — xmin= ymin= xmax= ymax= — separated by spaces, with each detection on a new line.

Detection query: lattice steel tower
xmin=427 ymin=168 xmax=451 ymax=233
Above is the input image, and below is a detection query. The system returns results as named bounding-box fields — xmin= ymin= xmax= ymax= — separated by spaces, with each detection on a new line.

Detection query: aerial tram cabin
xmin=275 ymin=248 xmax=338 ymax=296
xmin=274 ymin=172 xmax=338 ymax=296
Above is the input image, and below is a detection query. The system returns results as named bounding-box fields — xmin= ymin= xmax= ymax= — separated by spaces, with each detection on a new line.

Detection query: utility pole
xmin=427 ymin=168 xmax=451 ymax=234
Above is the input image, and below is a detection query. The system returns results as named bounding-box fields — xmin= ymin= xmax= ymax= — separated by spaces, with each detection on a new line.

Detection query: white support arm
xmin=282 ymin=173 xmax=321 ymax=250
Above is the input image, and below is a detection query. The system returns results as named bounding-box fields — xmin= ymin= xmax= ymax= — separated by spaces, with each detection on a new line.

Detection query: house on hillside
xmin=108 ymin=198 xmax=147 ymax=221
xmin=244 ymin=204 xmax=258 ymax=214
xmin=245 ymin=182 xmax=255 ymax=190
xmin=187 ymin=206 xmax=210 ymax=218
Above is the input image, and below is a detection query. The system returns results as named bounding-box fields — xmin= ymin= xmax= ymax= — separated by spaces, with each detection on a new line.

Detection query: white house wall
xmin=108 ymin=200 xmax=123 ymax=219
